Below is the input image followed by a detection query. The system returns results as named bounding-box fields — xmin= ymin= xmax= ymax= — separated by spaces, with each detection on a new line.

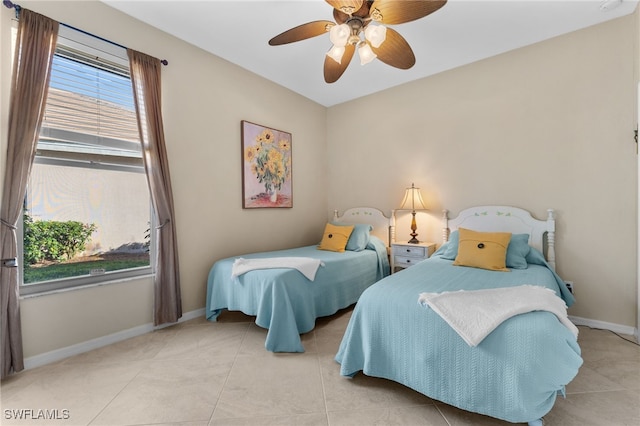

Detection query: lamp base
xmin=408 ymin=212 xmax=420 ymax=243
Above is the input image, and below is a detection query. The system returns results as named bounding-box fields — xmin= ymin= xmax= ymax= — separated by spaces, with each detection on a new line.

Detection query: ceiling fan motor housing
xmin=347 ymin=17 xmax=365 ymax=45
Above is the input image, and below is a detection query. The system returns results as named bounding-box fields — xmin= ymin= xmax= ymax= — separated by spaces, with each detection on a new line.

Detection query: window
xmin=20 ymin=26 xmax=153 ymax=295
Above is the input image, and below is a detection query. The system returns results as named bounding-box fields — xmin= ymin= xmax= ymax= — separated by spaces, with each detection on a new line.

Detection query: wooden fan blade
xmin=371 ymin=27 xmax=415 ymax=69
xmin=269 ymin=21 xmax=334 ymax=46
xmin=352 ymin=1 xmax=372 ymax=18
xmin=369 ymin=0 xmax=447 ymax=25
xmin=326 ymin=0 xmax=364 ymax=16
xmin=324 ymin=43 xmax=355 ymax=83
xmin=333 ymin=8 xmax=349 ymax=24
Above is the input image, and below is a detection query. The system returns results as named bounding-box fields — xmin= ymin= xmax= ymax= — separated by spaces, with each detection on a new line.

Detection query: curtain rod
xmin=2 ymin=0 xmax=168 ymax=66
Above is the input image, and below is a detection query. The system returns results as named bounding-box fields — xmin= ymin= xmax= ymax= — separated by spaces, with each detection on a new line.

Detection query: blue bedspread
xmin=335 ymin=249 xmax=582 ymax=424
xmin=206 ymin=237 xmax=389 ymax=352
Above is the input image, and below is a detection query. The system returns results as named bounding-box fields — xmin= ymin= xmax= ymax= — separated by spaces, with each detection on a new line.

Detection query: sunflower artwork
xmin=241 ymin=120 xmax=292 ymax=208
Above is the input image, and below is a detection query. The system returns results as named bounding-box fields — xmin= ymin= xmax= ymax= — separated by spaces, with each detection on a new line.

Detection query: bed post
xmin=390 ymin=209 xmax=397 ymax=244
xmin=547 ymin=209 xmax=556 ymax=270
xmin=333 ymin=209 xmax=339 ymax=221
xmin=442 ymin=210 xmax=449 ymax=244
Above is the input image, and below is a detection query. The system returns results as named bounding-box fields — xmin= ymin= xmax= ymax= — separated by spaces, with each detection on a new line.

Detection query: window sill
xmin=20 ymin=273 xmax=155 ymax=299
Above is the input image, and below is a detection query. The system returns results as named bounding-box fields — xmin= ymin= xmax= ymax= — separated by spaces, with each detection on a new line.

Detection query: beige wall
xmin=1 ymin=1 xmax=638 ymax=360
xmin=637 ymin=1 xmax=640 ymax=337
xmin=1 ymin=1 xmax=327 ymax=358
xmin=328 ymin=14 xmax=638 ymax=328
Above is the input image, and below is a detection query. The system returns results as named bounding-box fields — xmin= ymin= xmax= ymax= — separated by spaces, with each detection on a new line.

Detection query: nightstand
xmin=391 ymin=241 xmax=436 ymax=273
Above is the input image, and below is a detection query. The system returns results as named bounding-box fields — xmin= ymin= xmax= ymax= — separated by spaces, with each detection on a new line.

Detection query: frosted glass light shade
xmin=364 ymin=24 xmax=386 ymax=48
xmin=326 ymin=45 xmax=345 ymax=64
xmin=358 ymin=42 xmax=376 ymax=65
xmin=329 ymin=24 xmax=350 ymax=47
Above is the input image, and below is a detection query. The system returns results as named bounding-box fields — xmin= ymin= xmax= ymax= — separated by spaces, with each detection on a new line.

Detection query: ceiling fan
xmin=268 ymin=0 xmax=447 ymax=83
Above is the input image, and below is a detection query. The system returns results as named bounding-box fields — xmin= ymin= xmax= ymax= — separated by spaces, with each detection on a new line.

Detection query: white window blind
xmin=39 ymin=29 xmax=142 ymax=166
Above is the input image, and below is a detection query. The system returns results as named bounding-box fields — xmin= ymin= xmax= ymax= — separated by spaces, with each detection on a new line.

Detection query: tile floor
xmin=1 ymin=307 xmax=639 ymax=426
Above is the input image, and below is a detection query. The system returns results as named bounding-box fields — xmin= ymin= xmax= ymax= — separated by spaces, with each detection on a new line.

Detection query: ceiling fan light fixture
xmin=327 ymin=45 xmax=345 ymax=64
xmin=329 ymin=23 xmax=350 ymax=47
xmin=364 ymin=24 xmax=387 ymax=48
xmin=267 ymin=0 xmax=449 ymax=83
xmin=358 ymin=41 xmax=376 ymax=65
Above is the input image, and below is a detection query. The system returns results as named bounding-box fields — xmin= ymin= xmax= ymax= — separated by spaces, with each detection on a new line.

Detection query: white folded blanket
xmin=231 ymin=257 xmax=325 ymax=281
xmin=418 ymin=285 xmax=578 ymax=347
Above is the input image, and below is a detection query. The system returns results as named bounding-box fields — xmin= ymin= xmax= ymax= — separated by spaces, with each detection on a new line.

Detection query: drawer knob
xmin=406 ymin=249 xmax=410 ymax=252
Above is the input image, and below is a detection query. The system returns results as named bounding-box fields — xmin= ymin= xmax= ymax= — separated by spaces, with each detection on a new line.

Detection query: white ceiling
xmin=102 ymin=0 xmax=638 ymax=107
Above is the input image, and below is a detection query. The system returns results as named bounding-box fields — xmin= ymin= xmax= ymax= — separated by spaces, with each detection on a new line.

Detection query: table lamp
xmin=398 ymin=183 xmax=427 ymax=244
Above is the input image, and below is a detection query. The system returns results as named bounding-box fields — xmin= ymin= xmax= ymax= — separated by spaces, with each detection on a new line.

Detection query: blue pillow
xmin=441 ymin=230 xmax=530 ymax=269
xmin=505 ymin=233 xmax=531 ymax=269
xmin=441 ymin=230 xmax=460 ymax=260
xmin=332 ymin=222 xmax=372 ymax=251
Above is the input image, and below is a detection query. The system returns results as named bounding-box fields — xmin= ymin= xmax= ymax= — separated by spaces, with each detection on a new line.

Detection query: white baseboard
xmin=24 ymin=308 xmax=206 ymax=370
xmin=569 ymin=315 xmax=638 ymax=339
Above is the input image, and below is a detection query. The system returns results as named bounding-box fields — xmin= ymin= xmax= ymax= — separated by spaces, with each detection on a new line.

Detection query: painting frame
xmin=241 ymin=120 xmax=293 ymax=209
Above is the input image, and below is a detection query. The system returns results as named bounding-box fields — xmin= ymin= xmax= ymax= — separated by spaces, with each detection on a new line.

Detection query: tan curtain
xmin=127 ymin=49 xmax=182 ymax=326
xmin=0 ymin=9 xmax=58 ymax=379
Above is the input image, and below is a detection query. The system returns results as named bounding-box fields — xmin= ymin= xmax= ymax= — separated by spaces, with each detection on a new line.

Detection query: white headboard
xmin=333 ymin=207 xmax=392 ymax=247
xmin=444 ymin=206 xmax=556 ymax=270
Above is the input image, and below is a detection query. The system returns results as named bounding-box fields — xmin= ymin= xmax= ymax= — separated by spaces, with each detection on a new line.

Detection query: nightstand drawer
xmin=393 ymin=245 xmax=426 ymax=257
xmin=390 ymin=242 xmax=436 ymax=273
xmin=393 ymin=255 xmax=425 ymax=267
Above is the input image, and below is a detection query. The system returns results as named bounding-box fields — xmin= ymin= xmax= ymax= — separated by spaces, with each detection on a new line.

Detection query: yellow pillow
xmin=453 ymin=228 xmax=512 ymax=272
xmin=317 ymin=223 xmax=354 ymax=252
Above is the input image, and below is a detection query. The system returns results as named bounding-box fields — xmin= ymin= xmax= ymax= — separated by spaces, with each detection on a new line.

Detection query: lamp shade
xmin=358 ymin=42 xmax=376 ymax=65
xmin=326 ymin=45 xmax=345 ymax=64
xmin=329 ymin=23 xmax=350 ymax=47
xmin=364 ymin=24 xmax=387 ymax=48
xmin=398 ymin=183 xmax=427 ymax=212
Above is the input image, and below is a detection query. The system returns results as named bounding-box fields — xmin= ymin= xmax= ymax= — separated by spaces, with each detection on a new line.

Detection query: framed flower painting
xmin=241 ymin=120 xmax=292 ymax=208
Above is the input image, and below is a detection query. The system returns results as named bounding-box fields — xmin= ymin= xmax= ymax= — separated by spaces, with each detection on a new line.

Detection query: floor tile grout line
xmin=314 ymin=330 xmax=332 ymax=426
xmin=86 ymin=328 xmax=182 ymax=426
xmin=85 ymin=358 xmax=150 ymax=426
xmin=433 ymin=403 xmax=453 ymax=426
xmin=207 ymin=321 xmax=252 ymax=425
